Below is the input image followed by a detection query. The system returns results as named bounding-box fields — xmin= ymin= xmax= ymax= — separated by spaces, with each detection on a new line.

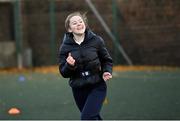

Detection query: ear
xmin=68 ymin=28 xmax=72 ymax=32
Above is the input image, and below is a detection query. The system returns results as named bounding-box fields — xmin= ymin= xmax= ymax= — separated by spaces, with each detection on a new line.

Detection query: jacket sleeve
xmin=97 ymin=36 xmax=113 ymax=74
xmin=58 ymin=44 xmax=76 ymax=78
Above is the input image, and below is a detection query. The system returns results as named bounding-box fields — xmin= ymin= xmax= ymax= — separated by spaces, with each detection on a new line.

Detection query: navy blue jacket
xmin=58 ymin=29 xmax=113 ymax=87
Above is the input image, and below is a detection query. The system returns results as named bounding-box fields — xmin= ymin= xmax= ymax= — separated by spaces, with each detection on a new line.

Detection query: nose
xmin=77 ymin=23 xmax=81 ymax=26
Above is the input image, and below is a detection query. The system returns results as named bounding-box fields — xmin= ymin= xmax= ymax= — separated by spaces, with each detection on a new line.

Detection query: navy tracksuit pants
xmin=72 ymin=81 xmax=107 ymax=120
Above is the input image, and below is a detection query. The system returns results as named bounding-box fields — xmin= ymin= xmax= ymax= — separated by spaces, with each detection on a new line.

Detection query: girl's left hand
xmin=103 ymin=72 xmax=112 ymax=81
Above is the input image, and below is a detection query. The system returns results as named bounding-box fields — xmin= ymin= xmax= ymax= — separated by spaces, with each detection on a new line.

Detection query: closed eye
xmin=72 ymin=22 xmax=77 ymax=25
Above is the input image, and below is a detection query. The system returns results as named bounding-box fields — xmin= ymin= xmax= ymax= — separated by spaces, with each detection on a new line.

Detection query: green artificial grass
xmin=0 ymin=70 xmax=180 ymax=120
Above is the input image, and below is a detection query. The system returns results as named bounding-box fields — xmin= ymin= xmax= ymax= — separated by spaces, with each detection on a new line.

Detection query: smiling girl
xmin=58 ymin=12 xmax=113 ymax=120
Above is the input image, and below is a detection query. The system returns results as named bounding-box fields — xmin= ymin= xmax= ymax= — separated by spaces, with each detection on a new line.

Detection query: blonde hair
xmin=65 ymin=11 xmax=88 ymax=31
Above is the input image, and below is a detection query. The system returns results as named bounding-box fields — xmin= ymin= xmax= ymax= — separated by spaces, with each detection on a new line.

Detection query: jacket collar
xmin=62 ymin=29 xmax=96 ymax=45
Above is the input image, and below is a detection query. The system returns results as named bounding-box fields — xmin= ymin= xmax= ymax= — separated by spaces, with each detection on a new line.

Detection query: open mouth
xmin=77 ymin=26 xmax=84 ymax=30
xmin=77 ymin=28 xmax=82 ymax=31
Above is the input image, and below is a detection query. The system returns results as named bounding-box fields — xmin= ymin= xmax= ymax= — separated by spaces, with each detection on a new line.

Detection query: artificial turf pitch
xmin=0 ymin=69 xmax=180 ymax=120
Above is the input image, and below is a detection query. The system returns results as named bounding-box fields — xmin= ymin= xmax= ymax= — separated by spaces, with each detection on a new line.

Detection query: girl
xmin=58 ymin=12 xmax=113 ymax=120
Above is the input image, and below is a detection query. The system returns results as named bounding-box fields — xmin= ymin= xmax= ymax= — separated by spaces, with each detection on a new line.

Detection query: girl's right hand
xmin=66 ymin=53 xmax=75 ymax=66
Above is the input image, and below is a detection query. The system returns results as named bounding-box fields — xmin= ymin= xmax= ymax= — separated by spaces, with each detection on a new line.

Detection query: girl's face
xmin=68 ymin=15 xmax=86 ymax=35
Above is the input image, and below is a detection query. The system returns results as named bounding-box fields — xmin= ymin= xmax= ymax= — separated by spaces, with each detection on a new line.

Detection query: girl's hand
xmin=103 ymin=72 xmax=112 ymax=81
xmin=66 ymin=53 xmax=75 ymax=66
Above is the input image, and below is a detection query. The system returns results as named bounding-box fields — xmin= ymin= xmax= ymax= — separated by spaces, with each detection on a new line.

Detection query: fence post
xmin=14 ymin=0 xmax=23 ymax=69
xmin=49 ymin=0 xmax=56 ymax=65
